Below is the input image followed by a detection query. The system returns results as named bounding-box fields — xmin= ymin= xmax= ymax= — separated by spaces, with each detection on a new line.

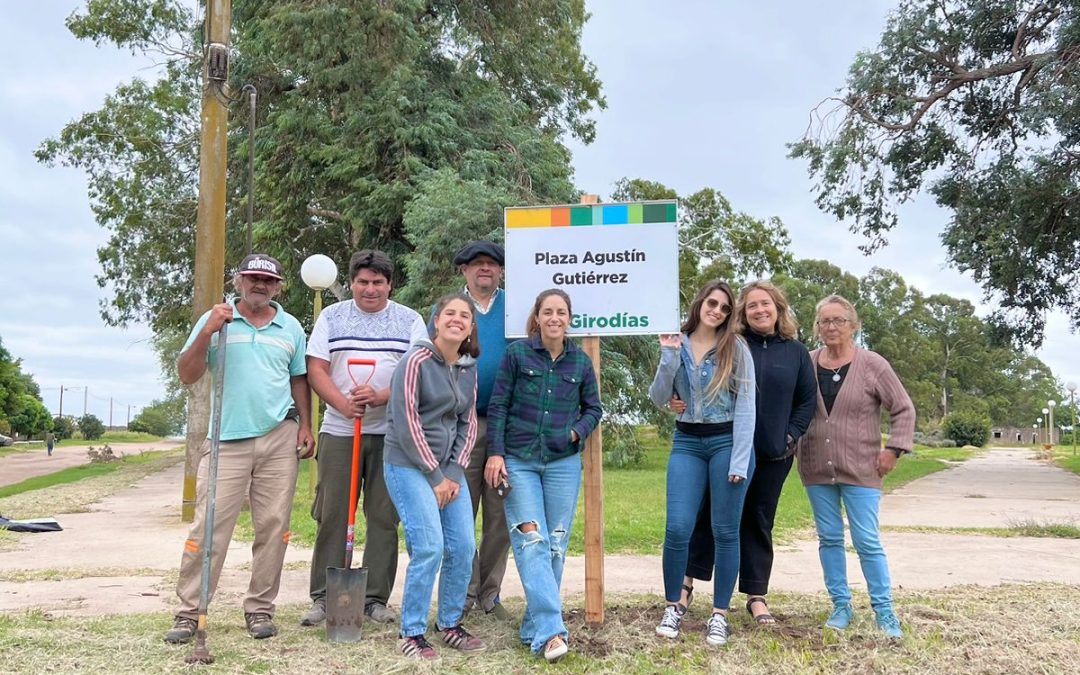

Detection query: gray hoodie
xmin=384 ymin=340 xmax=478 ymax=487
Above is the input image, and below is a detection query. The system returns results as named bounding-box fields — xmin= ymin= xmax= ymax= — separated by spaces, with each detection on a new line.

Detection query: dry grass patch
xmin=0 ymin=451 xmax=183 ymax=519
xmin=0 ymin=567 xmax=167 ymax=583
xmin=1 ymin=585 xmax=1078 ymax=673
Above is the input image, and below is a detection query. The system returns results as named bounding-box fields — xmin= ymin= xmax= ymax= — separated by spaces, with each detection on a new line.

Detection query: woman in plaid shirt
xmin=484 ymin=289 xmax=603 ymax=662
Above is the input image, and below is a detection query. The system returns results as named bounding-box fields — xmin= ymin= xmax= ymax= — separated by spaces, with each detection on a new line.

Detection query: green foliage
xmin=128 ymin=397 xmax=185 ymax=437
xmin=790 ymin=0 xmax=1080 ymax=346
xmin=944 ymin=411 xmax=992 ymax=447
xmin=77 ymin=414 xmax=106 ymax=441
xmin=0 ymin=338 xmax=51 ymax=437
xmin=52 ymin=416 xmax=76 ymax=441
xmin=38 ymin=0 xmax=603 ymax=356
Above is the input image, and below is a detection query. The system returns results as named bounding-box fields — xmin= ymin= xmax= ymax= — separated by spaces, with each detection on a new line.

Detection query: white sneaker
xmin=655 ymin=605 xmax=684 ymax=639
xmin=706 ymin=613 xmax=730 ymax=647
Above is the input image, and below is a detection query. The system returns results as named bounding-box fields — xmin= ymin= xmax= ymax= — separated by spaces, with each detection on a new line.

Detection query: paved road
xmin=1 ymin=446 xmax=1078 ymax=616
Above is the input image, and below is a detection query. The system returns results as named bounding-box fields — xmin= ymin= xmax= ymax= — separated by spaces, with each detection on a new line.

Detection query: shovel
xmin=325 ymin=358 xmax=376 ymax=643
xmin=187 ymin=319 xmax=229 ymax=665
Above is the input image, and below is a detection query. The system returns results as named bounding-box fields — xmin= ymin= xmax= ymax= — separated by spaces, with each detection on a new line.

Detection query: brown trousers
xmin=175 ymin=419 xmax=300 ymax=618
xmin=465 ymin=417 xmax=511 ymax=610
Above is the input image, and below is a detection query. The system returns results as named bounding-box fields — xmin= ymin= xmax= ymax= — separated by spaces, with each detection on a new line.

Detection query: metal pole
xmin=1072 ymin=390 xmax=1077 ymax=456
xmin=109 ymin=398 xmax=114 ymax=428
xmin=309 ymin=289 xmax=323 ymax=493
xmin=184 ymin=0 xmax=232 ymax=523
xmin=59 ymin=386 xmax=64 ymax=419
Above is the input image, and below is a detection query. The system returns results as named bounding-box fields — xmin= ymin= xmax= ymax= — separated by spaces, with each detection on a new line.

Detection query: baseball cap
xmin=453 ymin=241 xmax=505 ymax=267
xmin=238 ymin=253 xmax=284 ymax=280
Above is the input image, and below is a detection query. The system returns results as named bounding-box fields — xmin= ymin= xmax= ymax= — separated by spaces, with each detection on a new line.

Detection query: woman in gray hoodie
xmin=384 ymin=293 xmax=484 ymax=660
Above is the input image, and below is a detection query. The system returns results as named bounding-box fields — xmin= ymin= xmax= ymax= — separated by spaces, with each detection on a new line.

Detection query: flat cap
xmin=453 ymin=240 xmax=504 ymax=266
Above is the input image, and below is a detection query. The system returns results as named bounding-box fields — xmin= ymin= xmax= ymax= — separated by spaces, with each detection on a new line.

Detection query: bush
xmin=913 ymin=431 xmax=957 ymax=448
xmin=53 ymin=416 xmax=75 ymax=440
xmin=77 ymin=414 xmax=105 ymax=441
xmin=943 ymin=411 xmax=991 ymax=448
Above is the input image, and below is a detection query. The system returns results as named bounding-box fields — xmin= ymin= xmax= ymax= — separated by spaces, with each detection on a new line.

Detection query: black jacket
xmin=745 ymin=331 xmax=817 ymax=461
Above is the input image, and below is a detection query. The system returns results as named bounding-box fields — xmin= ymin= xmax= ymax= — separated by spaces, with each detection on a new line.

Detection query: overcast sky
xmin=2 ymin=1 xmax=1078 ymax=424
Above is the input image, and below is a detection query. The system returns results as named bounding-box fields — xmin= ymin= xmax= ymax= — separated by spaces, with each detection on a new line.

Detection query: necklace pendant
xmin=832 ymin=373 xmax=842 ymax=383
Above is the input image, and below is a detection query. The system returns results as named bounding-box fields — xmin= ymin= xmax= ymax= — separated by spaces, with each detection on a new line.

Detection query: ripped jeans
xmin=503 ymin=453 xmax=581 ymax=654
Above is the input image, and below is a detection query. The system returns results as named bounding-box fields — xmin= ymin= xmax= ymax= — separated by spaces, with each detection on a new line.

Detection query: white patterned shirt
xmin=307 ymin=299 xmax=428 ymax=435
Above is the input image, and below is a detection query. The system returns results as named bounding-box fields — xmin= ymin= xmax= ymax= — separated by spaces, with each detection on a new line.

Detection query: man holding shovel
xmin=165 ymin=253 xmax=314 ymax=644
xmin=302 ymin=249 xmax=427 ymax=627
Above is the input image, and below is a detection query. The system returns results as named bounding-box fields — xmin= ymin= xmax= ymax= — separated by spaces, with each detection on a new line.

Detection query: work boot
xmin=245 ymin=612 xmax=278 ymax=640
xmin=365 ymin=602 xmax=397 ymax=624
xmin=300 ymin=599 xmax=325 ymax=627
xmin=163 ymin=615 xmax=197 ymax=644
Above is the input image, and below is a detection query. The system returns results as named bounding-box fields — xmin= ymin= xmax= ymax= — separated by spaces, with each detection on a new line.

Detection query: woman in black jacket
xmin=676 ymin=280 xmax=817 ymax=624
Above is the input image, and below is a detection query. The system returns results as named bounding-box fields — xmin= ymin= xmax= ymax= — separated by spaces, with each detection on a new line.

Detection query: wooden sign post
xmin=578 ymin=194 xmax=605 ymax=625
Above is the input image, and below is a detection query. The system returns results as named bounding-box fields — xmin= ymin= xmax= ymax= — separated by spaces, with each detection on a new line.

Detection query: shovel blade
xmin=325 ymin=566 xmax=368 ymax=643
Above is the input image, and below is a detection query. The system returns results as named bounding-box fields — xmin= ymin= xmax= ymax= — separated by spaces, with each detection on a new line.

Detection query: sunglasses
xmin=704 ymin=298 xmax=732 ymax=314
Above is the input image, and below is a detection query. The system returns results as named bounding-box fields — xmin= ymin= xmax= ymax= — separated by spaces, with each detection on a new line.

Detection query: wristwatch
xmin=887 ymin=447 xmax=906 ymax=459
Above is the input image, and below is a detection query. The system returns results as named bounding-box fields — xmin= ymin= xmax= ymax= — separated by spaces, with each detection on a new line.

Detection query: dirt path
xmin=1 ymin=447 xmax=1078 ymax=617
xmin=0 ymin=440 xmax=183 ymax=489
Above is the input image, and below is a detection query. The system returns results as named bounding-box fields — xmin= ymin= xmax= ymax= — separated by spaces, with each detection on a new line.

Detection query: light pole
xmin=1032 ymin=423 xmax=1038 ymax=446
xmin=1038 ymin=417 xmax=1044 ymax=445
xmin=1068 ymin=382 xmax=1077 ymax=456
xmin=301 ymin=254 xmax=338 ymax=492
xmin=1047 ymin=401 xmax=1056 ymax=448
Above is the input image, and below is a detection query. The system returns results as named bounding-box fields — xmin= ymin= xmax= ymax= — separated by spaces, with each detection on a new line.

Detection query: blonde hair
xmin=732 ymin=280 xmax=799 ymax=340
xmin=812 ymin=294 xmax=861 ymax=343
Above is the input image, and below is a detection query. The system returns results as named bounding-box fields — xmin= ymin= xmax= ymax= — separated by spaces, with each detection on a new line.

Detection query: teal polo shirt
xmin=181 ymin=300 xmax=307 ymax=441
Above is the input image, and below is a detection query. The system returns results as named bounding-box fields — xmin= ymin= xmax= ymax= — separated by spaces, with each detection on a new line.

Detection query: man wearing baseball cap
xmin=443 ymin=240 xmax=513 ymax=619
xmin=164 ymin=253 xmax=314 ymax=644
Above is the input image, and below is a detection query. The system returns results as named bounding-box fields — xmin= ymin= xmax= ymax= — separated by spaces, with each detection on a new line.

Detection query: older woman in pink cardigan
xmin=798 ymin=295 xmax=914 ymax=640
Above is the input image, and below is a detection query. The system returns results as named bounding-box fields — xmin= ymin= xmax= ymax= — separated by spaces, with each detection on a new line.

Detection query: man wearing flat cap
xmin=443 ymin=240 xmax=512 ymax=618
xmin=165 ymin=253 xmax=314 ymax=644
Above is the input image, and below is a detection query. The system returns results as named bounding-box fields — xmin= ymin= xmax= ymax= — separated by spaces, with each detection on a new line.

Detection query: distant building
xmin=990 ymin=426 xmax=1059 ymax=446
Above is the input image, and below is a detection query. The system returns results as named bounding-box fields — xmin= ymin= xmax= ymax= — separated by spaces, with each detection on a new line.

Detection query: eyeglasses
xmin=704 ymin=298 xmax=732 ymax=313
xmin=816 ymin=318 xmax=850 ymax=327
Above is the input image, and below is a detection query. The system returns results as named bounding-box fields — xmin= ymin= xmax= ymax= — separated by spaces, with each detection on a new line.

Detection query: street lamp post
xmin=1032 ymin=423 xmax=1038 ymax=446
xmin=1037 ymin=417 xmax=1044 ymax=445
xmin=1068 ymin=382 xmax=1077 ymax=456
xmin=1047 ymin=400 xmax=1056 ymax=448
xmin=301 ymin=254 xmax=338 ymax=492
xmin=1042 ymin=408 xmax=1050 ymax=446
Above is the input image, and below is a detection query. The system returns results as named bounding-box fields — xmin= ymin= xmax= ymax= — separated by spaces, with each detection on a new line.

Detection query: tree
xmin=0 ymin=337 xmax=51 ymax=437
xmin=53 ymin=416 xmax=76 ymax=441
xmin=789 ymin=0 xmax=1080 ymax=346
xmin=37 ymin=0 xmax=603 ymax=360
xmin=78 ymin=414 xmax=106 ymax=441
xmin=129 ymin=397 xmax=186 ymax=437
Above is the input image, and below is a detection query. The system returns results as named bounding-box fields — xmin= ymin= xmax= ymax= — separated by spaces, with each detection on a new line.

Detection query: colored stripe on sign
xmin=505 ymin=201 xmax=676 ymax=228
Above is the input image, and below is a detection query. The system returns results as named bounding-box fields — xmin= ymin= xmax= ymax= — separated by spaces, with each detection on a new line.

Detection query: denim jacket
xmin=648 ymin=334 xmax=756 ymax=478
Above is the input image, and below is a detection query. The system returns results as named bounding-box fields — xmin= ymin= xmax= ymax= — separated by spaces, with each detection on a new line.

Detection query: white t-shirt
xmin=307 ymin=299 xmax=428 ymax=436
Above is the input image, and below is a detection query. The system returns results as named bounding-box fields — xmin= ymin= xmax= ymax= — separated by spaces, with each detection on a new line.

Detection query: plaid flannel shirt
xmin=487 ymin=336 xmax=603 ymax=463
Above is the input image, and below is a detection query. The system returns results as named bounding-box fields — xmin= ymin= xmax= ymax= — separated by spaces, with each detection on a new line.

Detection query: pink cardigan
xmin=797 ymin=347 xmax=915 ymax=489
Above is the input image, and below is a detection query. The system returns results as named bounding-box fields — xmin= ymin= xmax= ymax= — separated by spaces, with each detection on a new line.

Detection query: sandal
xmin=679 ymin=583 xmax=694 ymax=612
xmin=746 ymin=596 xmax=776 ymax=625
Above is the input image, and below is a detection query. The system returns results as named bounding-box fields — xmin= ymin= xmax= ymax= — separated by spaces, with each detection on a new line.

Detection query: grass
xmin=0 ymin=450 xmax=184 ymax=520
xmin=1049 ymin=444 xmax=1080 ymax=476
xmin=0 ymin=450 xmax=173 ymax=500
xmin=0 ymin=585 xmax=1078 ymax=673
xmin=233 ymin=434 xmax=974 ymax=555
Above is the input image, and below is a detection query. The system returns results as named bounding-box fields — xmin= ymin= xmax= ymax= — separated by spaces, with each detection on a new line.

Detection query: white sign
xmin=504 ymin=201 xmax=680 ymax=337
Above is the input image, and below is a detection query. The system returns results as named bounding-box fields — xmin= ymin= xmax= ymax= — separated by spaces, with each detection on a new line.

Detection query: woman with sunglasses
xmin=649 ymin=280 xmax=755 ymax=647
xmin=799 ymin=294 xmax=914 ymax=639
xmin=677 ymin=280 xmax=817 ymax=626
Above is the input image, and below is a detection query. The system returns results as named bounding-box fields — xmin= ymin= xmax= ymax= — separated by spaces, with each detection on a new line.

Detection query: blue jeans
xmin=383 ymin=462 xmax=475 ymax=638
xmin=503 ymin=453 xmax=581 ymax=654
xmin=662 ymin=430 xmax=753 ymax=610
xmin=805 ymin=484 xmax=893 ymax=611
